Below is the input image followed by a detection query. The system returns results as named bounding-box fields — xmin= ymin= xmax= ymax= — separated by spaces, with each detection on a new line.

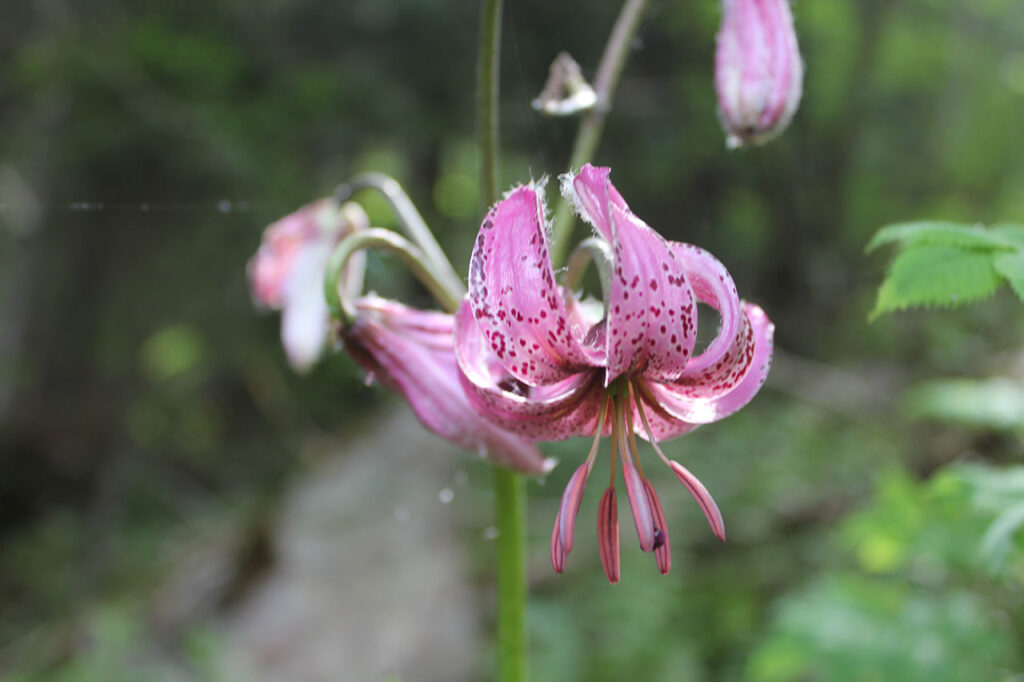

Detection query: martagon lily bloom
xmin=715 ymin=0 xmax=803 ymax=148
xmin=249 ymin=198 xmax=368 ymax=371
xmin=454 ymin=164 xmax=774 ymax=582
xmin=248 ymin=197 xmax=547 ymax=475
xmin=339 ymin=294 xmax=549 ymax=475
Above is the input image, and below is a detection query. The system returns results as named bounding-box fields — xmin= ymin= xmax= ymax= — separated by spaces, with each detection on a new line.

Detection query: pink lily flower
xmin=715 ymin=0 xmax=803 ymax=148
xmin=340 ymin=295 xmax=549 ymax=475
xmin=454 ymin=164 xmax=774 ymax=581
xmin=248 ymin=199 xmax=368 ymax=371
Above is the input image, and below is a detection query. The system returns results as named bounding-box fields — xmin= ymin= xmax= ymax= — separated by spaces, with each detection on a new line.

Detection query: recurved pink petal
xmin=455 ymin=300 xmax=606 ymax=440
xmin=643 ymin=479 xmax=671 ymax=575
xmin=467 ymin=185 xmax=599 ymax=387
xmin=598 ymin=486 xmax=620 ymax=584
xmin=563 ymin=165 xmax=698 ymax=382
xmin=343 ymin=295 xmax=547 ymax=475
xmin=629 ymin=385 xmax=700 ymax=442
xmin=558 ymin=462 xmax=591 ymax=555
xmin=669 ymin=460 xmax=726 ymax=542
xmin=647 ymin=303 xmax=773 ymax=424
xmin=669 ymin=243 xmax=741 ymax=375
xmin=278 ymin=242 xmax=334 ymax=371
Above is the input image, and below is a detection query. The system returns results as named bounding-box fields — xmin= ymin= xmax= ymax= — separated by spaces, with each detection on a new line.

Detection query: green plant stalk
xmin=494 ymin=464 xmax=527 ymax=682
xmin=549 ymin=0 xmax=651 ymax=268
xmin=479 ymin=1 xmax=528 ymax=681
xmin=336 ymin=173 xmax=466 ymax=300
xmin=479 ymin=0 xmax=502 ymax=208
xmin=324 ymin=228 xmax=462 ymax=325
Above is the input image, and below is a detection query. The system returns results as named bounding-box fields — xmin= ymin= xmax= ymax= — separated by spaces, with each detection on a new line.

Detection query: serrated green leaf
xmin=993 ymin=251 xmax=1024 ymax=302
xmin=866 ymin=221 xmax=1017 ymax=253
xmin=870 ymin=244 xmax=1001 ymax=319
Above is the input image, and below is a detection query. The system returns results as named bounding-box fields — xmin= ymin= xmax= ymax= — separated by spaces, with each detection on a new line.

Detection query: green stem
xmin=494 ymin=467 xmax=527 ymax=682
xmin=324 ymin=228 xmax=461 ymax=325
xmin=479 ymin=0 xmax=502 ymax=208
xmin=549 ymin=0 xmax=651 ymax=268
xmin=479 ymin=2 xmax=528 ymax=681
xmin=336 ymin=173 xmax=466 ymax=301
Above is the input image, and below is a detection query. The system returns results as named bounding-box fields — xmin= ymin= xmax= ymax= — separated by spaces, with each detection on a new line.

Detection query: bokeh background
xmin=3 ymin=1 xmax=1024 ymax=680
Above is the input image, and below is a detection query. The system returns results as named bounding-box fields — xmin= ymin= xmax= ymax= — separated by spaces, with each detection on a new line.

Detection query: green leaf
xmin=866 ymin=221 xmax=1018 ymax=253
xmin=993 ymin=251 xmax=1024 ymax=302
xmin=903 ymin=378 xmax=1024 ymax=431
xmin=870 ymin=244 xmax=1001 ymax=319
xmin=988 ymin=223 xmax=1024 ymax=248
xmin=980 ymin=501 xmax=1024 ymax=571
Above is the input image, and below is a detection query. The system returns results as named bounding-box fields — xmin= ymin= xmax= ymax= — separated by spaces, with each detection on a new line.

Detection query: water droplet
xmin=218 ymin=199 xmax=233 ymax=213
xmin=439 ymin=488 xmax=454 ymax=504
xmin=394 ymin=506 xmax=410 ymax=522
xmin=482 ymin=526 xmax=499 ymax=540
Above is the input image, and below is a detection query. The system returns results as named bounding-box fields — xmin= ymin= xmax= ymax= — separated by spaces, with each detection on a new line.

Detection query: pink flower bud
xmin=715 ymin=0 xmax=804 ymax=148
xmin=248 ymin=199 xmax=368 ymax=371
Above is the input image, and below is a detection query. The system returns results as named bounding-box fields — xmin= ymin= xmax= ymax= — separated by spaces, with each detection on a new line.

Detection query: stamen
xmin=585 ymin=396 xmax=611 ymax=470
xmin=553 ymin=397 xmax=610 ymax=566
xmin=615 ymin=393 xmax=656 ymax=552
xmin=642 ymin=479 xmax=671 ymax=575
xmin=550 ymin=510 xmax=567 ymax=573
xmin=556 ymin=464 xmax=590 ymax=558
xmin=667 ymin=460 xmax=727 ymax=542
xmin=609 ymin=405 xmax=619 ymax=488
xmin=624 ymin=388 xmax=647 ymax=479
xmin=632 ymin=380 xmax=727 ymax=543
xmin=597 ymin=486 xmax=619 ymax=584
xmin=631 ymin=380 xmax=673 ymax=468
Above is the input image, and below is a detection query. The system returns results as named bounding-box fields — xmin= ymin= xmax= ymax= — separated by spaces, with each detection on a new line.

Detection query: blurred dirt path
xmin=218 ymin=407 xmax=482 ymax=682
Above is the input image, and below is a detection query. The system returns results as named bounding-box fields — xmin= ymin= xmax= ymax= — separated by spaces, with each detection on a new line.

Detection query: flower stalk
xmin=549 ymin=0 xmax=651 ymax=268
xmin=335 ymin=173 xmax=465 ymax=300
xmin=323 ymin=228 xmax=462 ymax=324
xmin=478 ymin=1 xmax=529 ymax=681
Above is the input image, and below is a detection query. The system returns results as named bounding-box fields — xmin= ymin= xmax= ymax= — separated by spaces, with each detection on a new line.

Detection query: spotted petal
xmin=563 ymin=164 xmax=698 ymax=383
xmin=455 ymin=300 xmax=605 ymax=441
xmin=669 ymin=243 xmax=741 ymax=375
xmin=467 ymin=185 xmax=599 ymax=387
xmin=647 ymin=303 xmax=774 ymax=425
xmin=343 ymin=295 xmax=548 ymax=474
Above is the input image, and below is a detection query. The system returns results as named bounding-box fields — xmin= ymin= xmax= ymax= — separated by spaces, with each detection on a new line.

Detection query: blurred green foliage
xmin=749 ymin=465 xmax=1024 ymax=681
xmin=1 ymin=0 xmax=1024 ymax=680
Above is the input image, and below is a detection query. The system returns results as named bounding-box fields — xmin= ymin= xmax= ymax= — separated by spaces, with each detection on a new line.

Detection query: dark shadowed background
xmin=3 ymin=1 xmax=1024 ymax=680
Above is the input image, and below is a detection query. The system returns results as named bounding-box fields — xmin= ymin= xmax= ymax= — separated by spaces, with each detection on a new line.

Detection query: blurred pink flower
xmin=455 ymin=164 xmax=774 ymax=581
xmin=248 ymin=199 xmax=367 ymax=371
xmin=341 ymin=295 xmax=549 ymax=475
xmin=715 ymin=0 xmax=803 ymax=148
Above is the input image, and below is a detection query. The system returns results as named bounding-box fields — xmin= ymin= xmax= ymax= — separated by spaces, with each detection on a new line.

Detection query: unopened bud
xmin=715 ymin=0 xmax=804 ymax=148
